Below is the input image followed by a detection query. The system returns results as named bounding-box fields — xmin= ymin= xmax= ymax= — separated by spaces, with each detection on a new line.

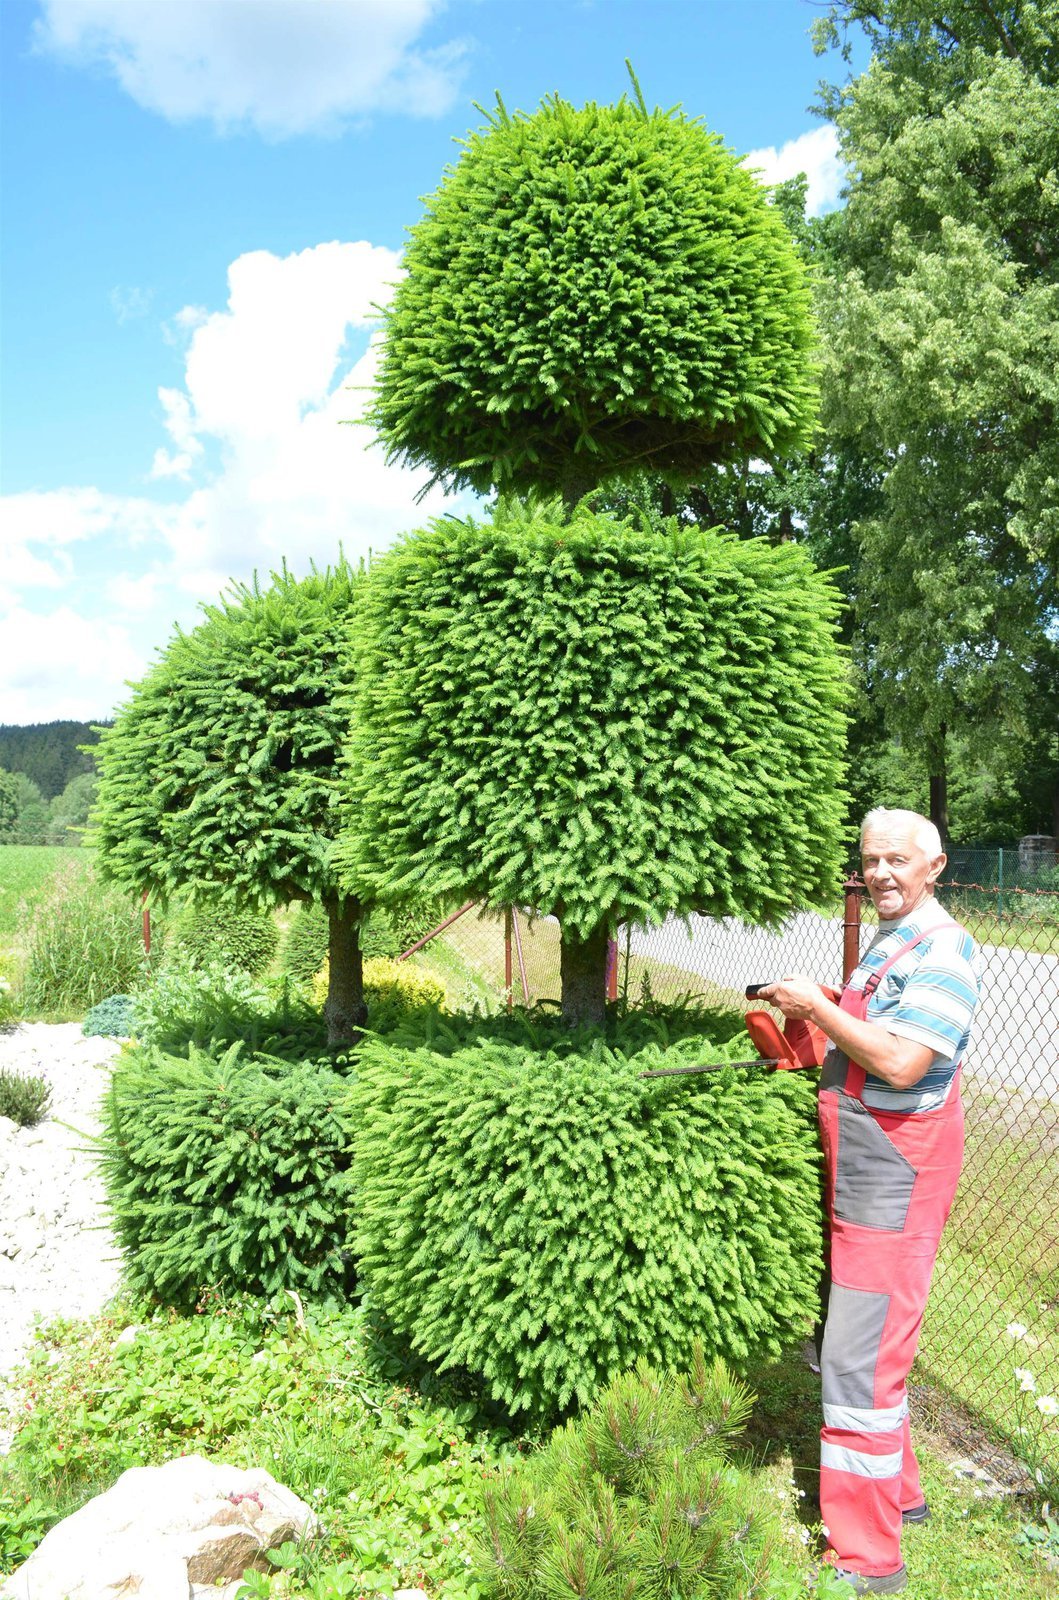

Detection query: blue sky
xmin=1 ymin=0 xmax=864 ymax=723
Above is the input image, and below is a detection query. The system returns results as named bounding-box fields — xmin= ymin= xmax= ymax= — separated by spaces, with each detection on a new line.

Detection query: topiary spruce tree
xmin=367 ymin=74 xmax=818 ymax=503
xmin=93 ymin=563 xmax=367 ymax=1047
xmin=335 ymin=500 xmax=848 ymax=1023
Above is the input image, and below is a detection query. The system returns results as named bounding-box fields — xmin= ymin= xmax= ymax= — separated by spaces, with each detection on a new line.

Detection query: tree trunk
xmin=560 ymin=921 xmax=610 ymax=1027
xmin=324 ymin=895 xmax=366 ymax=1049
xmin=928 ymin=723 xmax=949 ymax=846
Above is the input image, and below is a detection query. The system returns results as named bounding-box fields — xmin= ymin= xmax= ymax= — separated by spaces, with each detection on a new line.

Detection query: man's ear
xmin=926 ymin=851 xmax=947 ymax=886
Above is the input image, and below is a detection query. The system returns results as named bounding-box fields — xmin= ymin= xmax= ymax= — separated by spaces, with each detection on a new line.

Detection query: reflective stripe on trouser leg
xmin=817 ymin=1084 xmax=963 ymax=1579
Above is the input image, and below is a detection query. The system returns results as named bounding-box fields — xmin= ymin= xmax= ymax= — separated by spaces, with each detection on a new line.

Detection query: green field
xmin=0 ymin=844 xmax=92 ymax=944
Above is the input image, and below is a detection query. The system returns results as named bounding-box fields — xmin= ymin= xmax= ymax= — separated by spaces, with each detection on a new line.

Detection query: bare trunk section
xmin=928 ymin=723 xmax=949 ymax=846
xmin=560 ymin=921 xmax=610 ymax=1028
xmin=324 ymin=895 xmax=366 ymax=1050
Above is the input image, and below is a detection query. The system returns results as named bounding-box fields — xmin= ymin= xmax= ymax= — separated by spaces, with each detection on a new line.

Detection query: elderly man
xmin=760 ymin=808 xmax=980 ymax=1595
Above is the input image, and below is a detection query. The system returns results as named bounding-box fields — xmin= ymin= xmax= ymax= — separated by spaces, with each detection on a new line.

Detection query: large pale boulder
xmin=2 ymin=1454 xmax=321 ymax=1600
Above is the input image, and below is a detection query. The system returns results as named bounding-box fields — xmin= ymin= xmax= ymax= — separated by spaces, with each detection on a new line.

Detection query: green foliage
xmin=131 ymin=956 xmax=327 ymax=1060
xmin=99 ymin=1044 xmax=357 ymax=1307
xmin=0 ymin=720 xmax=101 ymax=802
xmin=475 ymin=1348 xmax=796 ymax=1599
xmin=280 ymin=901 xmax=330 ymax=982
xmin=19 ymin=862 xmax=145 ymax=1015
xmin=312 ymin=955 xmax=446 ymax=1032
xmin=0 ymin=1068 xmax=51 ymax=1127
xmin=81 ymin=993 xmax=136 ymax=1039
xmin=0 ymin=1298 xmax=513 ymax=1592
xmin=368 ymin=83 xmax=818 ymax=499
xmin=812 ymin=1 xmax=1059 ymax=822
xmin=335 ymin=501 xmax=848 ymax=938
xmin=350 ymin=1024 xmax=824 ymax=1418
xmin=170 ymin=900 xmax=279 ymax=976
xmin=281 ymin=897 xmax=449 ymax=984
xmin=0 ymin=771 xmax=17 ymax=838
xmin=44 ymin=771 xmax=98 ymax=846
xmin=92 ymin=562 xmax=363 ymax=912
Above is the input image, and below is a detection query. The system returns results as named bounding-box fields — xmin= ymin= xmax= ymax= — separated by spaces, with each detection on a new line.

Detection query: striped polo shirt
xmin=847 ymin=896 xmax=981 ymax=1114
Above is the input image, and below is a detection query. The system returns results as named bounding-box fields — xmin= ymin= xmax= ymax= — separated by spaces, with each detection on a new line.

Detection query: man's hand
xmin=757 ymin=975 xmax=938 ymax=1091
xmin=756 ymin=976 xmax=825 ymax=1021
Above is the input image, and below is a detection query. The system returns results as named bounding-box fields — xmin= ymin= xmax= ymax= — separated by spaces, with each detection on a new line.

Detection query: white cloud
xmin=0 ymin=604 xmax=145 ymax=724
xmin=110 ymin=284 xmax=153 ymax=323
xmin=743 ymin=124 xmax=845 ymax=216
xmin=0 ymin=237 xmax=470 ymax=722
xmin=34 ymin=0 xmax=468 ymax=137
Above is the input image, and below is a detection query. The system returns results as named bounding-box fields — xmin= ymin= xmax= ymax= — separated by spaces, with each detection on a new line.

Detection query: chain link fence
xmin=405 ymin=882 xmax=1059 ymax=1477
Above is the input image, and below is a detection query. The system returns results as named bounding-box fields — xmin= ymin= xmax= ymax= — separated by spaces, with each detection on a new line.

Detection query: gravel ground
xmin=0 ymin=1023 xmax=124 ymax=1452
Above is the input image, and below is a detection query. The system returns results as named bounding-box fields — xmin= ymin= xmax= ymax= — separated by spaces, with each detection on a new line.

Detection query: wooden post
xmin=605 ymin=937 xmax=618 ymax=1003
xmin=842 ymin=877 xmax=862 ymax=984
xmin=141 ymin=890 xmax=151 ymax=957
xmin=504 ymin=906 xmax=514 ymax=1009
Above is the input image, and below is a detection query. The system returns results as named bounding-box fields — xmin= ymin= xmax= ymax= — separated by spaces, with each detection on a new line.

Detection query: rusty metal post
xmin=842 ymin=876 xmax=862 ymax=983
xmin=606 ymin=937 xmax=618 ymax=1003
xmin=504 ymin=906 xmax=513 ymax=1008
xmin=142 ymin=890 xmax=151 ymax=957
xmin=511 ymin=906 xmax=530 ymax=1004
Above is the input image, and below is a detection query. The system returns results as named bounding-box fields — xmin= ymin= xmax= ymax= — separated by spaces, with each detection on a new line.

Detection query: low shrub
xmin=82 ymin=993 xmax=136 ymax=1038
xmin=170 ymin=900 xmax=279 ymax=977
xmin=99 ymin=1043 xmax=356 ymax=1307
xmin=279 ymin=901 xmax=329 ymax=983
xmin=350 ymin=1025 xmax=823 ymax=1418
xmin=0 ymin=1067 xmax=51 ymax=1127
xmin=19 ymin=863 xmax=145 ymax=1015
xmin=476 ymin=1348 xmax=801 ymax=1599
xmin=312 ymin=956 xmax=446 ymax=1033
xmin=132 ymin=957 xmax=327 ymax=1059
xmin=280 ymin=898 xmax=450 ymax=987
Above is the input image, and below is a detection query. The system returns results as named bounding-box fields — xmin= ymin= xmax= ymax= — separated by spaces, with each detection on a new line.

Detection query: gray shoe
xmin=832 ymin=1566 xmax=908 ymax=1595
xmin=902 ymin=1500 xmax=930 ymax=1524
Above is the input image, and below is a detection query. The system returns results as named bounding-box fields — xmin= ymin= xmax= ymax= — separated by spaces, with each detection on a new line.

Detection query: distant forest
xmin=0 ymin=721 xmax=108 ymax=800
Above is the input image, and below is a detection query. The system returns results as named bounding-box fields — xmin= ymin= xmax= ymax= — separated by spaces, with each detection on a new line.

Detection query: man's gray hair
xmin=861 ymin=807 xmax=943 ymax=859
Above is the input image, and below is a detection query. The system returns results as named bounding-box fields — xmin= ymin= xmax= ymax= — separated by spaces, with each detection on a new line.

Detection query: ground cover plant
xmin=0 ymin=1296 xmax=518 ymax=1596
xmin=350 ymin=1007 xmax=824 ymax=1419
xmin=334 ymin=500 xmax=848 ymax=1023
xmin=92 ymin=562 xmax=370 ymax=1046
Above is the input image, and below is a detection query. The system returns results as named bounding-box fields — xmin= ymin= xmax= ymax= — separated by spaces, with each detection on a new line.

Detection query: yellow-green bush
xmin=312 ymin=956 xmax=445 ymax=1032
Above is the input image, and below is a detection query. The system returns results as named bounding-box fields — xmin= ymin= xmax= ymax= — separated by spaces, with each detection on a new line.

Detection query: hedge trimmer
xmin=639 ymin=983 xmax=840 ymax=1078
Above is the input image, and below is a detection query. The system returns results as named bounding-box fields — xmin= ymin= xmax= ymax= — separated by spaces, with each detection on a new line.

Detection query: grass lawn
xmin=0 ymin=844 xmax=91 ymax=944
xmin=745 ymin=1346 xmax=1059 ymax=1598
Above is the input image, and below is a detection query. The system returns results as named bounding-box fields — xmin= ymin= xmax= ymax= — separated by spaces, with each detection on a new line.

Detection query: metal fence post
xmin=997 ymin=846 xmax=1004 ymax=920
xmin=504 ymin=907 xmax=513 ymax=1009
xmin=142 ymin=890 xmax=151 ymax=957
xmin=842 ymin=876 xmax=862 ymax=983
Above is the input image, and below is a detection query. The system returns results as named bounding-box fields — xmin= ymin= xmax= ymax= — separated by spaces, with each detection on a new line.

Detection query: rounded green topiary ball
xmin=368 ymin=88 xmax=818 ymax=498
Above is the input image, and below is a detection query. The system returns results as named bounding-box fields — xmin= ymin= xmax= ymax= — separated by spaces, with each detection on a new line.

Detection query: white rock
xmin=4 ymin=1455 xmax=320 ymax=1600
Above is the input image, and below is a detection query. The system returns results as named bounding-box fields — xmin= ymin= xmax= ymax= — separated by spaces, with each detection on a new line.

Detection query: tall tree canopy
xmin=812 ymin=0 xmax=1059 ymax=836
xmin=92 ymin=563 xmax=367 ymax=1046
xmin=334 ymin=501 xmax=848 ymax=1025
xmin=368 ymin=78 xmax=819 ymax=502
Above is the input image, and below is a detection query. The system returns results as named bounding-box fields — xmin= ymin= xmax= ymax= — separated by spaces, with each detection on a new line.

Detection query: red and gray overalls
xmin=817 ymin=927 xmax=965 ymax=1579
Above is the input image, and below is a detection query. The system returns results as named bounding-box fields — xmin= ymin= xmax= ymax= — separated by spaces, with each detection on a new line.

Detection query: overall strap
xmin=843 ymin=920 xmax=957 ymax=1098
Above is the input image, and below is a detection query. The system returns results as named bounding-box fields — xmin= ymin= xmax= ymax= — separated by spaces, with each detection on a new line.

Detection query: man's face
xmin=861 ymin=824 xmax=946 ymax=920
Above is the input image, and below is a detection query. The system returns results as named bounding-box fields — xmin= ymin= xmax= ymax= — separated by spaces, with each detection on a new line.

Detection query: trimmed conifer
xmin=349 ymin=1024 xmax=823 ymax=1418
xmin=334 ymin=500 xmax=848 ymax=1023
xmin=100 ymin=1043 xmax=356 ymax=1307
xmin=367 ymin=78 xmax=818 ymax=502
xmin=92 ymin=563 xmax=366 ymax=1046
